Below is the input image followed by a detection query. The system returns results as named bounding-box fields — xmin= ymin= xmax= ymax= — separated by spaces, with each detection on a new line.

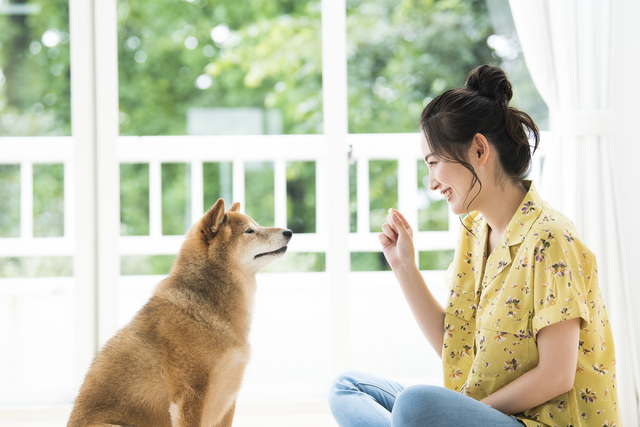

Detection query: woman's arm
xmin=481 ymin=317 xmax=581 ymax=414
xmin=380 ymin=209 xmax=446 ymax=356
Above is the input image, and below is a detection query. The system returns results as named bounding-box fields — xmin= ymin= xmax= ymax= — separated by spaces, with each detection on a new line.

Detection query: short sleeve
xmin=531 ymin=229 xmax=591 ymax=336
xmin=444 ymin=262 xmax=454 ymax=290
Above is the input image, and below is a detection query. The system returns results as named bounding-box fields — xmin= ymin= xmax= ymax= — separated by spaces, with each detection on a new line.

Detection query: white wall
xmin=611 ymin=0 xmax=640 ymax=425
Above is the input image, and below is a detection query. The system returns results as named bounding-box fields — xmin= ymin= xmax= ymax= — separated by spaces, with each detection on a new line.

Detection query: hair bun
xmin=464 ymin=65 xmax=513 ymax=104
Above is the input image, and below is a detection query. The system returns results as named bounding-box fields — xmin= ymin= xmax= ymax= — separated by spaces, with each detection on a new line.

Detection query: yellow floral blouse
xmin=442 ymin=181 xmax=622 ymax=427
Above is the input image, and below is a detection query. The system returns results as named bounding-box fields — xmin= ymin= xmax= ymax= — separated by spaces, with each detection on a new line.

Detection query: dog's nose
xmin=283 ymin=229 xmax=293 ymax=238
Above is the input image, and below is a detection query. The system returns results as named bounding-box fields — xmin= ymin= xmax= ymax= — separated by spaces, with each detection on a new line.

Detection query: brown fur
xmin=68 ymin=199 xmax=292 ymax=427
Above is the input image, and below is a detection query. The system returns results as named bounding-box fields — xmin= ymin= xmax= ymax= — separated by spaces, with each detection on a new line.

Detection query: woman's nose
xmin=428 ymin=173 xmax=439 ymax=191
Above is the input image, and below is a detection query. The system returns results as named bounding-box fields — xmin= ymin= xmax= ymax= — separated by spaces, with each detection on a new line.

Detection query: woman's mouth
xmin=443 ymin=188 xmax=453 ymax=201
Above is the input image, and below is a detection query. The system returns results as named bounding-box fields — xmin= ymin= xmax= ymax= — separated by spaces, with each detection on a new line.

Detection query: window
xmin=0 ymin=0 xmax=77 ymax=405
xmin=0 ymin=0 xmax=547 ymax=418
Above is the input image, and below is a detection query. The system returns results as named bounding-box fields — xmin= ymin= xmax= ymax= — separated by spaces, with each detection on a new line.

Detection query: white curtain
xmin=508 ymin=1 xmax=640 ymax=426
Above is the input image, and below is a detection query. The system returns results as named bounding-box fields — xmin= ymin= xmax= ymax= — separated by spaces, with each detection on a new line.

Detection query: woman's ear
xmin=472 ymin=133 xmax=490 ymax=166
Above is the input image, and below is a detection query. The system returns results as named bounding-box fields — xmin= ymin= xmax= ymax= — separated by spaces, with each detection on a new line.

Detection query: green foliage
xmin=0 ymin=0 xmax=71 ymax=135
xmin=262 ymin=252 xmax=325 ymax=273
xmin=114 ymin=0 xmax=545 ymax=136
xmin=286 ymin=161 xmax=315 ymax=233
xmin=369 ymin=160 xmax=398 ymax=232
xmin=162 ymin=163 xmax=191 ymax=235
xmin=346 ymin=0 xmax=547 ymax=133
xmin=121 ymin=255 xmax=175 ymax=275
xmin=0 ymin=165 xmax=20 ymax=237
xmin=419 ymin=250 xmax=455 ymax=270
xmin=33 ymin=163 xmax=64 ymax=237
xmin=117 ymin=0 xmax=322 ymax=135
xmin=349 ymin=161 xmax=358 ymax=232
xmin=417 ymin=160 xmax=449 ymax=231
xmin=120 ymin=252 xmax=326 ymax=275
xmin=120 ymin=163 xmax=150 ymax=236
xmin=244 ymin=161 xmax=274 ymax=226
xmin=351 ymin=252 xmax=391 ymax=271
xmin=0 ymin=256 xmax=73 ymax=277
xmin=350 ymin=250 xmax=454 ymax=271
xmin=347 ymin=0 xmax=494 ymax=133
xmin=203 ymin=162 xmax=233 ymax=213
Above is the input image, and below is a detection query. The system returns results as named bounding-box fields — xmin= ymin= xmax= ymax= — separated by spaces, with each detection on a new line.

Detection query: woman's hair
xmin=419 ymin=64 xmax=540 ymax=213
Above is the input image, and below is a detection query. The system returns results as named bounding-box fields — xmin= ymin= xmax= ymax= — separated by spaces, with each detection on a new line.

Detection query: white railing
xmin=115 ymin=133 xmax=460 ymax=257
xmin=0 ymin=132 xmax=546 ymax=258
xmin=0 ymin=137 xmax=75 ymax=257
xmin=117 ymin=134 xmax=327 ymax=255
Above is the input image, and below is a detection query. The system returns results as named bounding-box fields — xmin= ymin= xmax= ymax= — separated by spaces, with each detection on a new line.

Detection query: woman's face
xmin=420 ymin=135 xmax=478 ymax=215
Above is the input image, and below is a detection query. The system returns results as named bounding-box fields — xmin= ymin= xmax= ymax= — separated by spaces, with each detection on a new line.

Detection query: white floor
xmin=0 ymin=413 xmax=338 ymax=427
xmin=0 ymin=401 xmax=339 ymax=427
xmin=234 ymin=412 xmax=337 ymax=427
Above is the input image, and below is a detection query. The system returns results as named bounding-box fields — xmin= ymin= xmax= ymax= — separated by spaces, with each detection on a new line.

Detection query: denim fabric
xmin=328 ymin=370 xmax=525 ymax=427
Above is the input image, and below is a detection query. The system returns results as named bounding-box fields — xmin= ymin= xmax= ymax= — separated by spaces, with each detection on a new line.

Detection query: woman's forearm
xmin=481 ymin=318 xmax=580 ymax=414
xmin=392 ymin=263 xmax=446 ymax=357
xmin=480 ymin=363 xmax=570 ymax=414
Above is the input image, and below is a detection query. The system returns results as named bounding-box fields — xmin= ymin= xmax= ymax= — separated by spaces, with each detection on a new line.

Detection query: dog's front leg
xmin=214 ymin=401 xmax=236 ymax=427
xmin=169 ymin=390 xmax=205 ymax=427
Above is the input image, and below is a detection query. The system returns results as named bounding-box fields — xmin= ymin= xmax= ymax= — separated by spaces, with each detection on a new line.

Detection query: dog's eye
xmin=245 ymin=229 xmax=254 ymax=234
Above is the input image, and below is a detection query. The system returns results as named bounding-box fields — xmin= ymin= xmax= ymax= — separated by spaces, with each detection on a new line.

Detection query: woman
xmin=328 ymin=65 xmax=622 ymax=427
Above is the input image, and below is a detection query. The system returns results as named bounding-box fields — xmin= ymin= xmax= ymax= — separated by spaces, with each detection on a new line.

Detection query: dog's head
xmin=191 ymin=198 xmax=292 ymax=275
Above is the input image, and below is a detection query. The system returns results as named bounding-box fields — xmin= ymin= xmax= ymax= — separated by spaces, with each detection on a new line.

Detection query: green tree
xmin=347 ymin=0 xmax=495 ymax=133
xmin=117 ymin=0 xmax=322 ymax=135
xmin=0 ymin=0 xmax=71 ymax=136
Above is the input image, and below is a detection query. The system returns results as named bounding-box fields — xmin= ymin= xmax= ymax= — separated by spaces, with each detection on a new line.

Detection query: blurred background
xmin=0 ymin=0 xmax=549 ymax=424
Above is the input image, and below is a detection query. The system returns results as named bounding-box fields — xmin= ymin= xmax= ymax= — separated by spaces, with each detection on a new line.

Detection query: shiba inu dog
xmin=68 ymin=199 xmax=292 ymax=427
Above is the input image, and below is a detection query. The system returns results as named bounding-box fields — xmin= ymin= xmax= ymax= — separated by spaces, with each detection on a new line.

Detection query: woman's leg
xmin=391 ymin=385 xmax=525 ymax=427
xmin=328 ymin=370 xmax=405 ymax=427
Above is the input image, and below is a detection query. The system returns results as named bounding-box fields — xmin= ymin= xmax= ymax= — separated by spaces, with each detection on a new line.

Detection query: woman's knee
xmin=392 ymin=385 xmax=448 ymax=426
xmin=330 ymin=370 xmax=367 ymax=392
xmin=328 ymin=370 xmax=366 ymax=407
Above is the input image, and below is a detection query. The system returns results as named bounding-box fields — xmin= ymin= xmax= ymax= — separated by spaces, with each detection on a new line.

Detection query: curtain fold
xmin=509 ymin=1 xmax=639 ymax=425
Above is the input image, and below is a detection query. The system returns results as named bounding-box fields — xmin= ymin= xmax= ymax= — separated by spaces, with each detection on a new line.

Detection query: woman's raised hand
xmin=379 ymin=208 xmax=416 ymax=271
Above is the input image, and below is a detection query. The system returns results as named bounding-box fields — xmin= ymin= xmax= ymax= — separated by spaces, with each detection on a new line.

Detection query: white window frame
xmin=0 ymin=0 xmax=548 ymax=422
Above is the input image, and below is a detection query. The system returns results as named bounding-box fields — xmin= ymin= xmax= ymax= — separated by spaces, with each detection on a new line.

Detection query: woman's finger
xmin=390 ymin=209 xmax=413 ymax=236
xmin=390 ymin=212 xmax=411 ymax=239
xmin=378 ymin=232 xmax=393 ymax=247
xmin=385 ymin=213 xmax=398 ymax=234
xmin=381 ymin=223 xmax=397 ymax=241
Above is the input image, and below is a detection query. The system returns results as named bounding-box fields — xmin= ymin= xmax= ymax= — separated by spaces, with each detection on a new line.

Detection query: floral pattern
xmin=442 ymin=181 xmax=622 ymax=427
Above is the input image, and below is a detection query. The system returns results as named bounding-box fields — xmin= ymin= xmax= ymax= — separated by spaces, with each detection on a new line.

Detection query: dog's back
xmin=68 ymin=200 xmax=291 ymax=427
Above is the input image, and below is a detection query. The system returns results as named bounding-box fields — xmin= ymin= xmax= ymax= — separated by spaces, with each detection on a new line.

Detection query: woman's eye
xmin=428 ymin=162 xmax=436 ymax=167
xmin=245 ymin=229 xmax=254 ymax=234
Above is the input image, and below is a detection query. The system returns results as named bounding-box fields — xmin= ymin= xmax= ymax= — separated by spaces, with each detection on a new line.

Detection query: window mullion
xmin=321 ymin=0 xmax=351 ymax=376
xmin=94 ymin=0 xmax=121 ymax=347
xmin=69 ymin=0 xmax=98 ymax=387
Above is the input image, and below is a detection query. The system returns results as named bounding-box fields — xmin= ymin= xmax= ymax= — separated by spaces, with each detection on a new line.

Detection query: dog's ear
xmin=201 ymin=198 xmax=227 ymax=240
xmin=228 ymin=202 xmax=241 ymax=213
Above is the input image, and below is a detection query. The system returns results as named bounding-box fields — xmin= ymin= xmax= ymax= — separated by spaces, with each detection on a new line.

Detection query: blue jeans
xmin=328 ymin=370 xmax=525 ymax=427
